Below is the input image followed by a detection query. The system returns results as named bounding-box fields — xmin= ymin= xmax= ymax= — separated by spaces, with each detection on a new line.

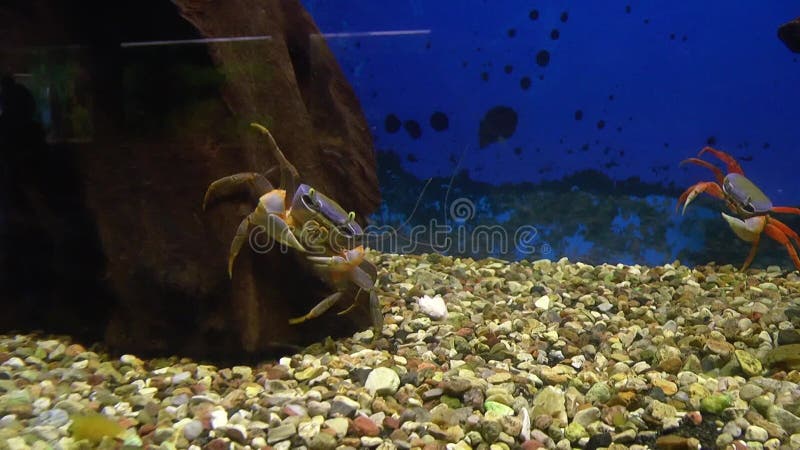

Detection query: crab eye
xmin=301 ymin=188 xmax=320 ymax=210
xmin=347 ymin=211 xmax=356 ymax=222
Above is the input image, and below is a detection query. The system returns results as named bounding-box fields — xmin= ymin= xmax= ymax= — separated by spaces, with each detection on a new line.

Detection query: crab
xmin=203 ymin=123 xmax=382 ymax=332
xmin=677 ymin=146 xmax=800 ymax=271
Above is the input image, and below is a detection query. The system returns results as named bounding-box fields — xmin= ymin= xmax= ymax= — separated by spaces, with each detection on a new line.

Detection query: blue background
xmin=302 ymin=0 xmax=799 ymax=204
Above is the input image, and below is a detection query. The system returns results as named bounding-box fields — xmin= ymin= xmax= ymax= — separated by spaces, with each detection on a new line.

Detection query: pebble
xmin=0 ymin=255 xmax=798 ymax=448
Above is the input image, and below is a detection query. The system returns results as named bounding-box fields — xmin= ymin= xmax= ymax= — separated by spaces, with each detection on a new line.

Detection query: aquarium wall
xmin=303 ymin=0 xmax=800 ymax=267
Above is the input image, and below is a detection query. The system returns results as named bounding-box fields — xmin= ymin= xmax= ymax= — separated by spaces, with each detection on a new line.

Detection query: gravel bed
xmin=1 ymin=253 xmax=800 ymax=450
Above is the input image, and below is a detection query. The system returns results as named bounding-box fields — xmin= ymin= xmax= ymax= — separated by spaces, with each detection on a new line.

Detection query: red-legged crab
xmin=678 ymin=146 xmax=800 ymax=271
xmin=203 ymin=123 xmax=382 ymax=333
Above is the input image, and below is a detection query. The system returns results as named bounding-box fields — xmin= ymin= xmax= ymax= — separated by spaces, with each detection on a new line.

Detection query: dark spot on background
xmin=538 ymin=74 xmax=545 ymax=80
xmin=550 ymin=29 xmax=560 ymax=40
xmin=706 ymin=136 xmax=717 ymax=145
xmin=478 ymin=106 xmax=518 ymax=148
xmin=520 ymin=77 xmax=531 ymax=90
xmin=740 ymin=155 xmax=753 ymax=162
xmin=407 ymin=153 xmax=418 ymax=162
xmin=504 ymin=65 xmax=513 ymax=74
xmin=597 ymin=120 xmax=606 ymax=130
xmin=507 ymin=28 xmax=517 ymax=37
xmin=670 ymin=33 xmax=676 ymax=40
xmin=514 ymin=147 xmax=522 ymax=155
xmin=404 ymin=120 xmax=422 ymax=139
xmin=481 ymin=72 xmax=489 ymax=81
xmin=616 ymin=126 xmax=623 ymax=132
xmin=385 ymin=114 xmax=401 ymax=133
xmin=581 ymin=143 xmax=589 ymax=151
xmin=529 ymin=9 xmax=539 ymax=20
xmin=608 ymin=94 xmax=615 ymax=101
xmin=763 ymin=142 xmax=770 ymax=149
xmin=430 ymin=112 xmax=449 ymax=131
xmin=682 ymin=35 xmax=688 ymax=42
xmin=425 ymin=41 xmax=431 ymax=49
xmin=644 ymin=18 xmax=650 ymax=24
xmin=574 ymin=110 xmax=583 ymax=120
xmin=664 ymin=142 xmax=670 ymax=148
xmin=462 ymin=61 xmax=468 ymax=68
xmin=560 ymin=11 xmax=569 ymax=23
xmin=354 ymin=41 xmax=361 ymax=48
xmin=536 ymin=50 xmax=550 ymax=67
xmin=625 ymin=5 xmax=631 ymax=13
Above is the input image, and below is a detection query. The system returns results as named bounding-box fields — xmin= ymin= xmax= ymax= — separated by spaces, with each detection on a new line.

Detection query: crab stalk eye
xmin=347 ymin=211 xmax=355 ymax=222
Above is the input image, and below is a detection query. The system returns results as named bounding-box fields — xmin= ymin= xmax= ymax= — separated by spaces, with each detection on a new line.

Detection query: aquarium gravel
xmin=2 ymin=253 xmax=800 ymax=449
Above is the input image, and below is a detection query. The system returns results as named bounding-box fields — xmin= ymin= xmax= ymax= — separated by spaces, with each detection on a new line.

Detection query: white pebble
xmin=418 ymin=294 xmax=447 ymax=320
xmin=534 ymin=295 xmax=551 ymax=309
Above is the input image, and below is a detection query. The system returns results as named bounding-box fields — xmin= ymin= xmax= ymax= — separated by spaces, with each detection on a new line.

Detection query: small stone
xmin=267 ymin=423 xmax=296 ymax=444
xmin=572 ymin=407 xmax=600 ymax=428
xmin=325 ymin=417 xmax=350 ymax=438
xmin=484 ymin=401 xmax=515 ymax=417
xmin=564 ymin=422 xmax=587 ymax=442
xmin=700 ymin=393 xmax=731 ymax=415
xmin=744 ymin=425 xmax=768 ymax=442
xmin=353 ymin=415 xmax=381 ymax=437
xmin=734 ymin=349 xmax=762 ymax=376
xmin=418 ymin=294 xmax=447 ymax=320
xmin=309 ymin=432 xmax=338 ymax=450
xmin=531 ymin=386 xmax=567 ymax=426
xmin=183 ymin=419 xmax=204 ymax=440
xmin=652 ymin=378 xmax=678 ymax=396
xmin=365 ymin=367 xmax=400 ymax=396
xmin=534 ymin=295 xmax=551 ymax=309
xmin=330 ymin=395 xmax=360 ymax=417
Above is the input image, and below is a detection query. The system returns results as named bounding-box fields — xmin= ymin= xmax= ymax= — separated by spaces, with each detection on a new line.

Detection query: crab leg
xmin=288 ymin=292 xmax=343 ymax=324
xmin=740 ymin=230 xmax=762 ymax=271
xmin=677 ymin=181 xmax=725 ymax=214
xmin=764 ymin=221 xmax=800 ymax=271
xmin=768 ymin=217 xmax=800 ymax=249
xmin=697 ymin=146 xmax=745 ymax=176
xmin=250 ymin=123 xmax=300 ymax=210
xmin=202 ymin=172 xmax=273 ymax=210
xmin=680 ymin=158 xmax=726 ymax=185
xmin=771 ymin=206 xmax=800 ymax=215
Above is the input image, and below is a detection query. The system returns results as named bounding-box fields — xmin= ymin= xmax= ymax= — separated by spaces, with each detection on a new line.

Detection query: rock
xmin=779 ymin=17 xmax=800 ymax=53
xmin=183 ymin=419 xmax=204 ymax=440
xmin=352 ymin=415 xmax=381 ymax=437
xmin=530 ymin=386 xmax=567 ymax=426
xmin=700 ymin=393 xmax=732 ymax=415
xmin=418 ymin=295 xmax=447 ymax=320
xmin=267 ymin=423 xmax=297 ymax=445
xmin=365 ymin=367 xmax=400 ymax=396
xmin=745 ymin=425 xmax=769 ymax=442
xmin=564 ymin=422 xmax=588 ymax=442
xmin=734 ymin=349 xmax=762 ymax=376
xmin=0 ymin=0 xmax=379 ymax=359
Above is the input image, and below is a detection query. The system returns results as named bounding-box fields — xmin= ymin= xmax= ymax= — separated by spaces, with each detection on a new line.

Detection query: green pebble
xmin=585 ymin=382 xmax=612 ymax=404
xmin=484 ymin=400 xmax=514 ymax=416
xmin=440 ymin=395 xmax=462 ymax=409
xmin=700 ymin=393 xmax=732 ymax=414
xmin=734 ymin=349 xmax=762 ymax=377
xmin=565 ymin=422 xmax=588 ymax=441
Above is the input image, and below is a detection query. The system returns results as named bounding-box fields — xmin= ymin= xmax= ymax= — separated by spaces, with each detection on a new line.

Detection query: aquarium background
xmin=302 ymin=0 xmax=800 ymax=267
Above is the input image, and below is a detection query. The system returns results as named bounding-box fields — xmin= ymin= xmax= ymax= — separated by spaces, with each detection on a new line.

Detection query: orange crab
xmin=678 ymin=146 xmax=800 ymax=271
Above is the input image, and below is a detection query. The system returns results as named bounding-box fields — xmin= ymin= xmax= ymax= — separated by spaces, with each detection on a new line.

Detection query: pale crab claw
xmin=720 ymin=212 xmax=766 ymax=243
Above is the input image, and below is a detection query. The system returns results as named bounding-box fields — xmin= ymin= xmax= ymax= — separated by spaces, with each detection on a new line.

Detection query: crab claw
xmin=677 ymin=181 xmax=725 ymax=215
xmin=720 ymin=212 xmax=766 ymax=243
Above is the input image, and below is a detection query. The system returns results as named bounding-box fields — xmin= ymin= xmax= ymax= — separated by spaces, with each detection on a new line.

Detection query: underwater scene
xmin=1 ymin=1 xmax=800 ymax=449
